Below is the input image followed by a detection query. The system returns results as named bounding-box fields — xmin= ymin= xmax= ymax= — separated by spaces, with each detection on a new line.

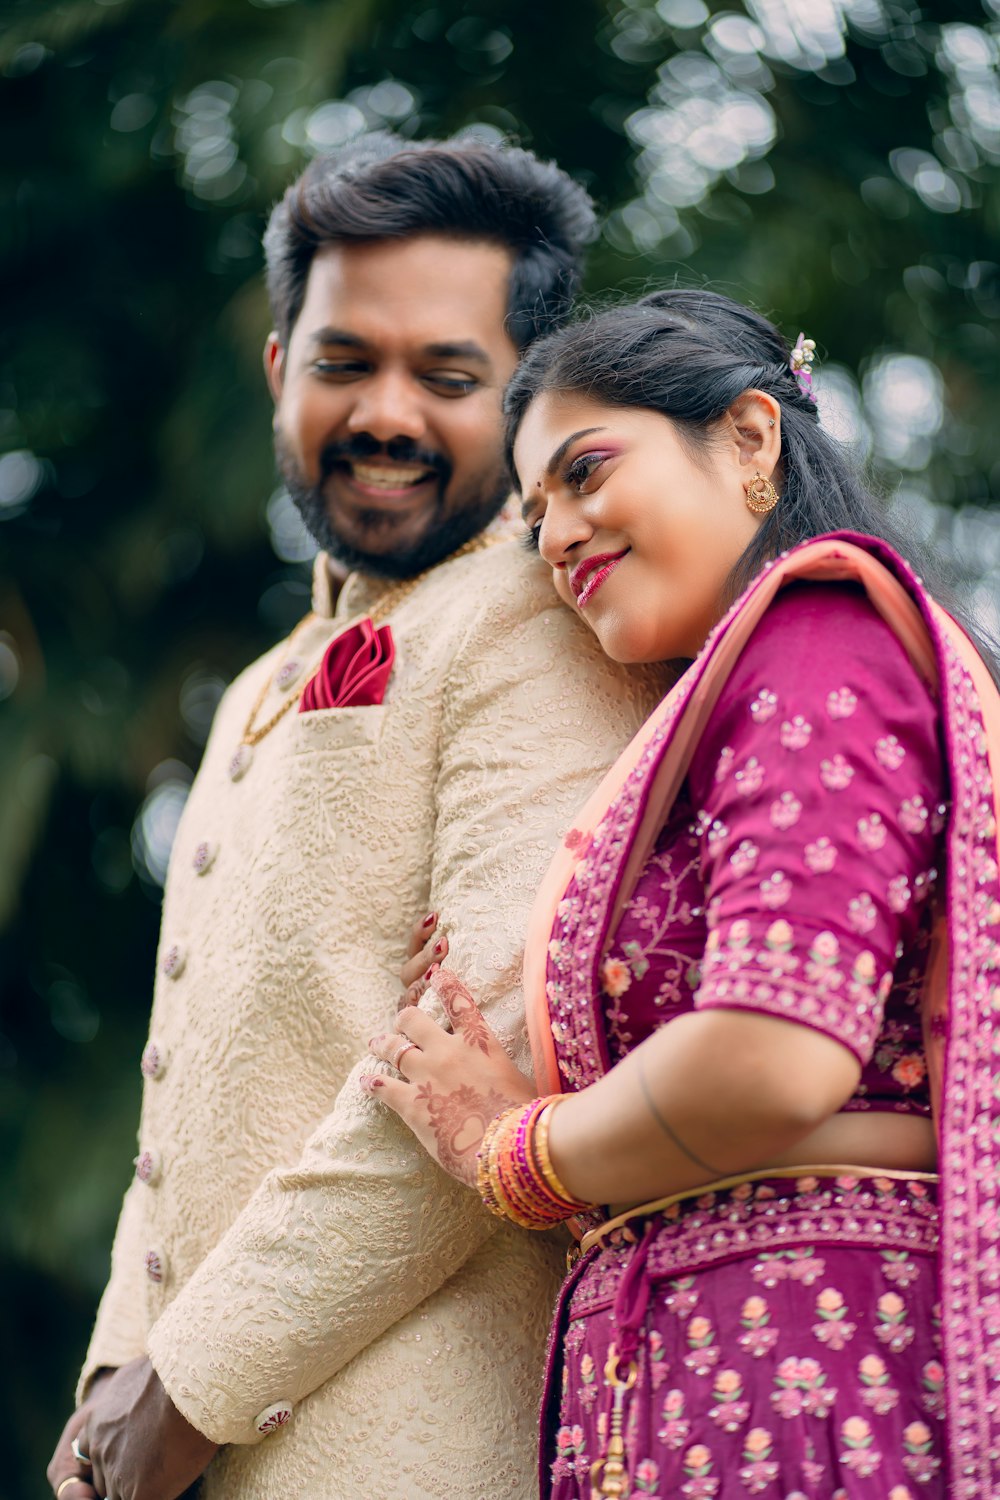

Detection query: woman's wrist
xmin=475 ymin=1096 xmax=595 ymax=1228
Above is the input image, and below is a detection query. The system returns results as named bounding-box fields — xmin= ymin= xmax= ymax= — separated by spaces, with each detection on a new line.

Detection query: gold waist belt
xmin=578 ymin=1162 xmax=940 ymax=1257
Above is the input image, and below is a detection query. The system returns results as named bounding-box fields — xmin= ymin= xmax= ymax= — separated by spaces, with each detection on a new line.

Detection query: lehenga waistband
xmin=578 ymin=1163 xmax=940 ymax=1256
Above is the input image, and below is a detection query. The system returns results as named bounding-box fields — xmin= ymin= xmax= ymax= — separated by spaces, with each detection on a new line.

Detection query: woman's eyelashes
xmin=564 ymin=449 xmax=614 ymax=491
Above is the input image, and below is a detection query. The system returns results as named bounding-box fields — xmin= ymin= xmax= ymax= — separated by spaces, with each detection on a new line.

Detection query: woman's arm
xmin=546 ymin=1005 xmax=860 ymax=1207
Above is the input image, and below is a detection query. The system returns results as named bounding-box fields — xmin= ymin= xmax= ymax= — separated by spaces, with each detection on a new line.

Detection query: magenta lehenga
xmin=525 ymin=535 xmax=1000 ymax=1499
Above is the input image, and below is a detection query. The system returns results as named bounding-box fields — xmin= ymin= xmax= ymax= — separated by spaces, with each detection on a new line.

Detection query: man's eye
xmin=313 ymin=360 xmax=370 ymax=377
xmin=424 ymin=371 xmax=479 ymax=395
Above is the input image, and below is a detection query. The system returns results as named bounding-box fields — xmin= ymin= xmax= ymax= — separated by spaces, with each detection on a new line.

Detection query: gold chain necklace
xmin=230 ymin=532 xmax=501 ymax=774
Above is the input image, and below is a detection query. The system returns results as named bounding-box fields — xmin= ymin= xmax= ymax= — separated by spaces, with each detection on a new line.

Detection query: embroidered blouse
xmin=594 ymin=583 xmax=945 ymax=1115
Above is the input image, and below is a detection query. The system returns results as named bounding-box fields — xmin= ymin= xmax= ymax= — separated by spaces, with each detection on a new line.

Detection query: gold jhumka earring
xmin=745 ymin=471 xmax=780 ymax=515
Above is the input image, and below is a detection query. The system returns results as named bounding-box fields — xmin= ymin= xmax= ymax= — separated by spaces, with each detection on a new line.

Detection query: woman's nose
xmin=537 ymin=498 xmax=592 ymax=569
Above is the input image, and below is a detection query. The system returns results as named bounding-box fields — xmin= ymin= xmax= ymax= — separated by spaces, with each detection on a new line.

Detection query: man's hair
xmin=263 ymin=131 xmax=597 ymax=350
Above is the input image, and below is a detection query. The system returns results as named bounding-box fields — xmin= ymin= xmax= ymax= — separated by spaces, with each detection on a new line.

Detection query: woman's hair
xmin=504 ymin=287 xmax=998 ymax=676
xmin=264 ymin=131 xmax=597 ymax=349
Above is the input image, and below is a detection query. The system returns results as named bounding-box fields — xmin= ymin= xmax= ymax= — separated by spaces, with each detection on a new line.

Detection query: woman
xmin=361 ymin=290 xmax=1000 ymax=1498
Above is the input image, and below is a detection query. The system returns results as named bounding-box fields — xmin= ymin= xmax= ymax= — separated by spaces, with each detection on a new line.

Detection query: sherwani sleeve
xmin=143 ymin=583 xmax=659 ymax=1444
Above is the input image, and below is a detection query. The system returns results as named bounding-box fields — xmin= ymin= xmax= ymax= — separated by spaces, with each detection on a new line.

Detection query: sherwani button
xmin=144 ymin=1247 xmax=166 ymax=1283
xmin=140 ymin=1039 xmax=167 ymax=1079
xmin=275 ymin=658 xmax=302 ymax=691
xmin=228 ymin=744 xmax=253 ymax=781
xmin=134 ymin=1147 xmax=162 ymax=1186
xmin=161 ymin=943 xmax=186 ymax=980
xmin=192 ymin=840 xmax=218 ymax=875
xmin=254 ymin=1402 xmax=294 ymax=1436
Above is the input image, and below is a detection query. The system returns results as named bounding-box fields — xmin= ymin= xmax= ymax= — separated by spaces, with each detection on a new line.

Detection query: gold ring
xmin=56 ymin=1479 xmax=89 ymax=1499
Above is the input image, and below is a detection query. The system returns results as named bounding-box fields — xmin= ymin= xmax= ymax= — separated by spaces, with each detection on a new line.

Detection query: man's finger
xmin=52 ymin=1477 xmax=97 ymax=1499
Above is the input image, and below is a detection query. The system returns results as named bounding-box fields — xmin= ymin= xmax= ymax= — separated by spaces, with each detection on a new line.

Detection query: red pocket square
xmin=299 ymin=618 xmax=395 ymax=712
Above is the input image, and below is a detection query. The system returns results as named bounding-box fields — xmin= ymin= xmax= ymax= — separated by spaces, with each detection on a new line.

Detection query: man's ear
xmin=263 ymin=333 xmax=285 ymax=404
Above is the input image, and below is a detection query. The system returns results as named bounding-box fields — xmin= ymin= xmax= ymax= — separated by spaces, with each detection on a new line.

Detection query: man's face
xmin=266 ymin=234 xmax=520 ymax=578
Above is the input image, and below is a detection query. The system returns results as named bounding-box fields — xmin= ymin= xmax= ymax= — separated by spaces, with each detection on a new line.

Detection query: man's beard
xmin=275 ymin=432 xmax=510 ymax=581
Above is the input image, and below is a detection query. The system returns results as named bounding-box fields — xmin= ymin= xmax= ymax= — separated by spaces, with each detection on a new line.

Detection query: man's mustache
xmin=319 ymin=435 xmax=451 ymax=483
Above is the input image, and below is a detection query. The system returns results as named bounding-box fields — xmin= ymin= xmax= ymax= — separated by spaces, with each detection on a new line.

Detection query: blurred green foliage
xmin=2 ymin=0 xmax=998 ymax=1493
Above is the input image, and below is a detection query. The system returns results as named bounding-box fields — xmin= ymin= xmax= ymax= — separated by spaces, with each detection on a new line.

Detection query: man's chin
xmin=288 ymin=478 xmax=507 ymax=581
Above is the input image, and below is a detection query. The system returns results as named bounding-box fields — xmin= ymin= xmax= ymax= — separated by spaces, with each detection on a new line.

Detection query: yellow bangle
xmin=533 ymin=1098 xmax=582 ymax=1204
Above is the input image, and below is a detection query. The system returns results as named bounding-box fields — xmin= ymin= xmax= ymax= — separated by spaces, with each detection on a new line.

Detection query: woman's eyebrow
xmin=520 ymin=427 xmax=608 ymax=519
xmin=546 ymin=427 xmax=606 ymax=479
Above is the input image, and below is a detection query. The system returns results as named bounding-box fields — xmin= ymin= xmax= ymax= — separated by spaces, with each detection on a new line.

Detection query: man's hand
xmin=47 ymin=1368 xmax=111 ymax=1499
xmin=64 ymin=1357 xmax=218 ymax=1500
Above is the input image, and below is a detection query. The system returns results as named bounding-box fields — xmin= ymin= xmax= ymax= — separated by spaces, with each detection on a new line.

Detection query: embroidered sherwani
xmin=79 ymin=537 xmax=665 ymax=1498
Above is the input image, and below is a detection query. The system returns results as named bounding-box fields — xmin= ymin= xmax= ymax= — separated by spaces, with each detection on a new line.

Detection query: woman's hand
xmin=363 ymin=967 xmax=536 ymax=1187
xmin=398 ymin=911 xmax=450 ymax=1007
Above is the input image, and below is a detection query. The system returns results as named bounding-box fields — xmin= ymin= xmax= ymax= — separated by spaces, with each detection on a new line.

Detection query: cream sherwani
xmin=80 ymin=537 xmax=665 ymax=1498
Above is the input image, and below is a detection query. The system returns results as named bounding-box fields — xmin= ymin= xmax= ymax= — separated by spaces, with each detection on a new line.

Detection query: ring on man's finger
xmin=71 ymin=1439 xmax=92 ymax=1466
xmin=56 ymin=1478 xmax=89 ymax=1498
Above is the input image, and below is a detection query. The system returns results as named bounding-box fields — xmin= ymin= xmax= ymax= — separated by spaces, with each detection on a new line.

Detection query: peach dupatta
xmin=523 ymin=532 xmax=1000 ymax=1499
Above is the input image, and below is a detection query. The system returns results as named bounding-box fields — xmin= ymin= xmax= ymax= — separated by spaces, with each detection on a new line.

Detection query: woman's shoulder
xmin=736 ymin=577 xmax=923 ymax=686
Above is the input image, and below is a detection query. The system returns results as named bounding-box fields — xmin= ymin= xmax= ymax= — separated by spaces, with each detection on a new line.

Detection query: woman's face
xmin=514 ymin=391 xmax=777 ymax=663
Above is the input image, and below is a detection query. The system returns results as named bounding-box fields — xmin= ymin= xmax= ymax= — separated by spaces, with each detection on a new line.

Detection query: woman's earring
xmin=745 ymin=471 xmax=780 ymax=515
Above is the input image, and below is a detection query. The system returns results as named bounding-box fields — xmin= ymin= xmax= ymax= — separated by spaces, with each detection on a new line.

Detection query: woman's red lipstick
xmin=571 ymin=549 xmax=630 ymax=609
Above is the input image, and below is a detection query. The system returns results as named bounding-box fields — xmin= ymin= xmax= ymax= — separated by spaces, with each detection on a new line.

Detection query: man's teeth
xmin=350 ymin=462 xmax=433 ymax=489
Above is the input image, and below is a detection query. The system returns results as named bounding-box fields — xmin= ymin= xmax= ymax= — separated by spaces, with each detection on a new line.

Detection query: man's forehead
xmin=295 ymin=235 xmax=514 ymax=352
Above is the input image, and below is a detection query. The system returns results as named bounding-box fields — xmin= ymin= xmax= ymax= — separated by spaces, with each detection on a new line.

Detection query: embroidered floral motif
xmin=738 ymin=1427 xmax=780 ymax=1494
xmin=857 ymin=813 xmax=888 ymax=851
xmin=780 ymin=716 xmax=812 ymax=750
xmin=681 ymin=1443 xmax=719 ymax=1499
xmin=875 ymin=1291 xmax=914 ymax=1352
xmin=739 ymin=1295 xmax=779 ymax=1358
xmin=804 ymin=836 xmax=838 ymax=873
xmin=887 ymin=875 xmax=912 ymax=914
xmin=820 ymin=754 xmax=855 ymax=791
xmin=708 ymin=1369 xmax=750 ymax=1432
xmin=827 ymin=687 xmax=858 ymax=719
xmin=901 ymin=1419 xmax=941 ymax=1483
xmin=770 ymin=792 xmax=802 ymax=829
xmin=733 ymin=756 xmax=765 ymax=797
xmin=714 ymin=746 xmax=735 ymax=783
xmin=813 ymin=1287 xmax=857 ymax=1350
xmin=772 ymin=1356 xmax=836 ymax=1420
xmin=600 ymin=957 xmax=632 ymax=998
xmin=858 ymin=1352 xmax=899 ymax=1415
xmin=729 ymin=839 xmax=759 ymax=874
xmin=847 ymin=892 xmax=877 ymax=935
xmin=840 ymin=1414 xmax=882 ymax=1477
xmin=750 ymin=689 xmax=778 ymax=723
xmin=875 ymin=734 xmax=906 ymax=771
xmin=899 ymin=796 xmax=929 ymax=834
xmin=657 ymin=1388 xmax=691 ymax=1449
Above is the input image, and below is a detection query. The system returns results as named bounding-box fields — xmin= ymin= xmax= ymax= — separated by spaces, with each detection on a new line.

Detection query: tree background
xmin=2 ymin=0 xmax=998 ymax=1492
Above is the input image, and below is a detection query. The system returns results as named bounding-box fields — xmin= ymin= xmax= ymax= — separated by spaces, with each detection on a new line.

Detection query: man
xmin=49 ymin=133 xmax=665 ymax=1500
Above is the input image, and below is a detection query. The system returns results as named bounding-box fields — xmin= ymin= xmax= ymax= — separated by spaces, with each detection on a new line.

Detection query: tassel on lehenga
xmin=589 ymin=1345 xmax=637 ymax=1498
